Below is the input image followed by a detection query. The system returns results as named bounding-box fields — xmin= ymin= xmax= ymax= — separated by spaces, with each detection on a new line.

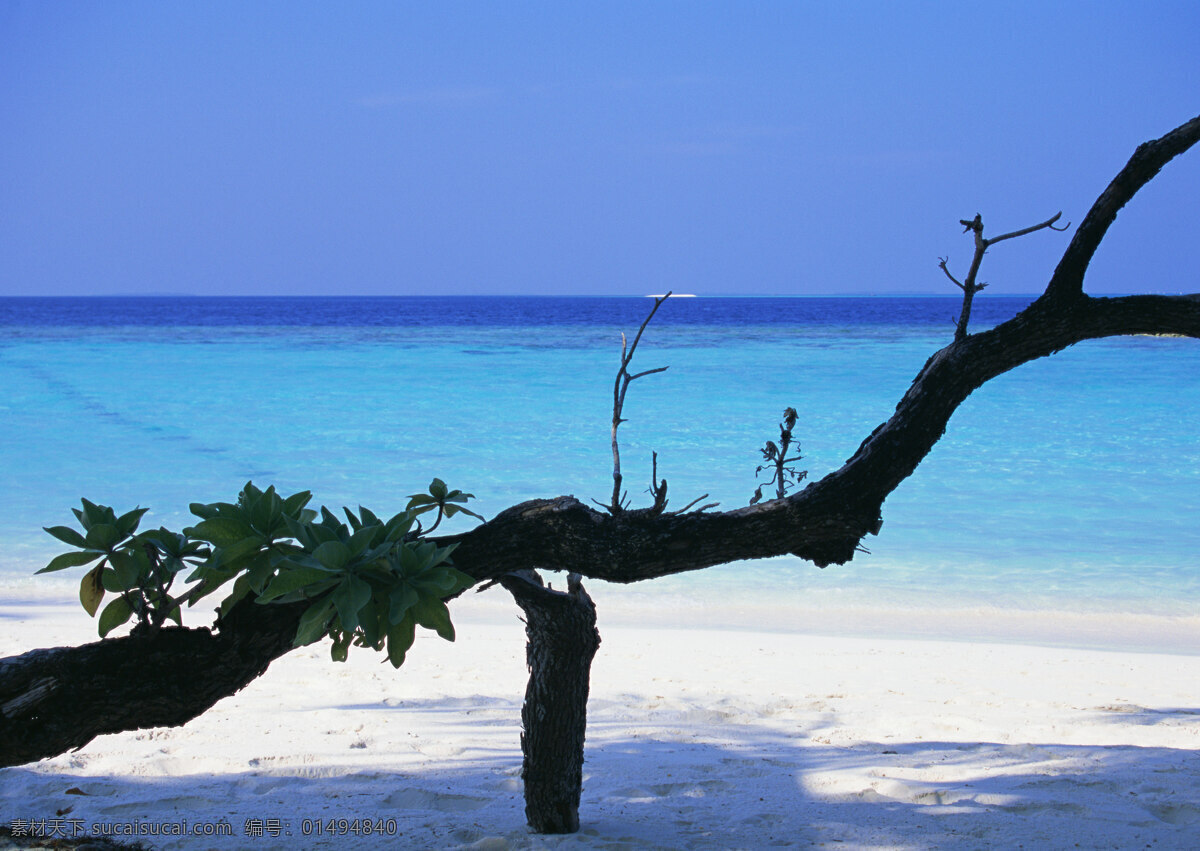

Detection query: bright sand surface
xmin=3 ymin=586 xmax=1200 ymax=850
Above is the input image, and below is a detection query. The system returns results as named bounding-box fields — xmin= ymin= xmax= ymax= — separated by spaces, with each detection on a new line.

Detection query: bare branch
xmin=946 ymin=211 xmax=1067 ymax=340
xmin=609 ymin=293 xmax=671 ymax=513
xmin=669 ymin=494 xmax=717 ymax=515
xmin=986 ymin=211 xmax=1066 ymax=246
xmin=622 ymin=295 xmax=670 ymax=370
xmin=648 ymin=451 xmax=668 ymax=514
xmin=628 ymin=365 xmax=670 ymax=381
xmin=938 ymin=257 xmax=966 ymax=290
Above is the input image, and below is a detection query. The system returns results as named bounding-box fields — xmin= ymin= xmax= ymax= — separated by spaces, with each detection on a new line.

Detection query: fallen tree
xmin=2 ymin=113 xmax=1198 ymax=833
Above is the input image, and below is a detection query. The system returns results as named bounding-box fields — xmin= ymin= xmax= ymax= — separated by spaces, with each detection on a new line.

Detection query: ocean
xmin=2 ymin=296 xmax=1198 ymax=651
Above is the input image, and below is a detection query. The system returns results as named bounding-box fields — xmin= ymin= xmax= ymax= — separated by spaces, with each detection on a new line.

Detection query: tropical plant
xmin=37 ymin=480 xmax=479 ymax=667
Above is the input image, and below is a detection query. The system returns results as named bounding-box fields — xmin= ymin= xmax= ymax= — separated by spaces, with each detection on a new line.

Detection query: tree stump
xmin=500 ymin=570 xmax=601 ymax=834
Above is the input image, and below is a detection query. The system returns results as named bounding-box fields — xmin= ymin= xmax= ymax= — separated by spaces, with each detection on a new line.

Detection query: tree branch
xmin=1045 ymin=113 xmax=1200 ymax=302
xmin=0 ymin=598 xmax=304 ymax=766
xmin=937 ymin=257 xmax=966 ymax=290
xmin=945 ymin=212 xmax=1066 ymax=340
xmin=986 ymin=211 xmax=1067 ymax=245
xmin=609 ymin=294 xmax=671 ymax=513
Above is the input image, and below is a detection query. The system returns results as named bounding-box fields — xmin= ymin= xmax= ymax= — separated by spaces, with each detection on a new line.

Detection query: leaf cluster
xmin=39 ymin=500 xmax=207 ymax=638
xmin=38 ymin=480 xmax=481 ymax=668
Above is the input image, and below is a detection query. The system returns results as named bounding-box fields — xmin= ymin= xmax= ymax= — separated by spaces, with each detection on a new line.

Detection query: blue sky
xmin=1 ymin=1 xmax=1197 ymax=297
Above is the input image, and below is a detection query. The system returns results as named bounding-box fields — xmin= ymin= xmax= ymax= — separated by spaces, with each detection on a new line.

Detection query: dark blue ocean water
xmin=2 ymin=296 xmax=1198 ymax=648
xmin=0 ymin=295 xmax=1035 ymax=329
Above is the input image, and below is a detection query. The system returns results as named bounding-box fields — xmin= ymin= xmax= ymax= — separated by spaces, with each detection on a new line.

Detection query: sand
xmin=2 ymin=587 xmax=1199 ymax=850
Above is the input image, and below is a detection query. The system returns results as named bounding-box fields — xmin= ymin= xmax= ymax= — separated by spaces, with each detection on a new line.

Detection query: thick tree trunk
xmin=0 ymin=599 xmax=303 ymax=766
xmin=500 ymin=571 xmax=601 ymax=834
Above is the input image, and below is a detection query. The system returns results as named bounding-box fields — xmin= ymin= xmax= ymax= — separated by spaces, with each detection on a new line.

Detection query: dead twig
xmin=608 ymin=293 xmax=671 ymax=513
xmin=942 ymin=211 xmax=1069 ymax=340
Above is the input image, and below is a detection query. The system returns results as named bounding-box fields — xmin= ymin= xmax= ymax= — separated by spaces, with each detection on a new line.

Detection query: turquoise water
xmin=2 ymin=297 xmax=1198 ymax=648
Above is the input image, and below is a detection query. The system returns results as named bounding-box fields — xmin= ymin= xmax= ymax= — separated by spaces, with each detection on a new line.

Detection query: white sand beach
xmin=3 ymin=587 xmax=1200 ymax=850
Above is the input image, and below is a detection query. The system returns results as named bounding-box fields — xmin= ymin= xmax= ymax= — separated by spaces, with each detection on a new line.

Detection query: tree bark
xmin=0 ymin=599 xmax=303 ymax=766
xmin=500 ymin=571 xmax=601 ymax=834
xmin=1 ymin=114 xmax=1198 ymax=770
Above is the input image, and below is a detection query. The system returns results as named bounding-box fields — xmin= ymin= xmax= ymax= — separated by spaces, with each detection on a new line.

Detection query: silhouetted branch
xmin=987 ymin=211 xmax=1068 ymax=245
xmin=609 ymin=293 xmax=671 ymax=513
xmin=943 ymin=211 xmax=1067 ymax=340
xmin=937 ymin=257 xmax=965 ymax=290
xmin=1046 ymin=113 xmax=1200 ymax=301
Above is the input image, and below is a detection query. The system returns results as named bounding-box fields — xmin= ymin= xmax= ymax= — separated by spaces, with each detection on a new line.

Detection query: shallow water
xmin=2 ymin=296 xmax=1198 ymax=648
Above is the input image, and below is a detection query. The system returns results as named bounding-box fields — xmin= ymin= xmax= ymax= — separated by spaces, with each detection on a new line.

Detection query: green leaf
xmin=332 ymin=574 xmax=372 ymax=633
xmin=357 ymin=596 xmax=381 ymax=647
xmin=79 ymin=498 xmax=111 ymax=530
xmin=358 ymin=539 xmax=396 ymax=567
xmin=283 ymin=513 xmax=316 ymax=548
xmin=217 ymin=573 xmax=254 ymax=620
xmin=412 ymin=594 xmax=455 ymax=641
xmin=35 ymin=550 xmax=103 ymax=574
xmin=330 ymin=633 xmax=351 ymax=663
xmin=312 ymin=540 xmax=351 ymax=571
xmin=383 ymin=512 xmax=415 ymax=541
xmin=444 ymin=567 xmax=476 ymax=596
xmin=43 ymin=525 xmax=87 ymax=549
xmin=249 ymin=489 xmax=281 ymax=534
xmin=304 ymin=521 xmax=341 ymax=547
xmin=138 ymin=528 xmax=181 ymax=556
xmin=293 ymin=597 xmax=336 ymax=646
xmin=83 ymin=523 xmax=123 ymax=552
xmin=212 ymin=534 xmax=268 ymax=569
xmin=79 ymin=565 xmax=105 ymax=617
xmin=428 ymin=478 xmax=448 ymax=500
xmin=189 ymin=501 xmax=220 ymax=520
xmin=257 ymin=566 xmax=338 ymax=603
xmin=388 ymin=584 xmax=419 ymax=623
xmin=444 ymin=504 xmax=485 ymax=521
xmin=108 ymin=550 xmax=143 ymax=590
xmin=319 ymin=506 xmax=344 ymax=532
xmin=100 ymin=567 xmax=124 ymax=593
xmin=386 ymin=614 xmax=416 ymax=668
xmin=412 ymin=566 xmax=472 ymax=596
xmin=243 ymin=556 xmax=277 ymax=594
xmin=423 ymin=541 xmax=456 ymax=570
xmin=188 ymin=517 xmax=257 ymax=548
xmin=282 ymin=490 xmax=313 ymax=516
xmin=115 ymin=507 xmax=149 ymax=536
xmin=346 ymin=525 xmax=380 ymax=557
xmin=398 ymin=542 xmax=439 ymax=577
xmin=97 ymin=596 xmax=133 ymax=638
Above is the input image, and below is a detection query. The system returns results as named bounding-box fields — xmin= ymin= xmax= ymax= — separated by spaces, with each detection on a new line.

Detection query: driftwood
xmin=2 ymin=113 xmax=1198 ymax=831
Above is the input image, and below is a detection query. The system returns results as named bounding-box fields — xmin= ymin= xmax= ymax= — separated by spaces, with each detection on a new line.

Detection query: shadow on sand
xmin=4 ymin=697 xmax=1200 ymax=850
